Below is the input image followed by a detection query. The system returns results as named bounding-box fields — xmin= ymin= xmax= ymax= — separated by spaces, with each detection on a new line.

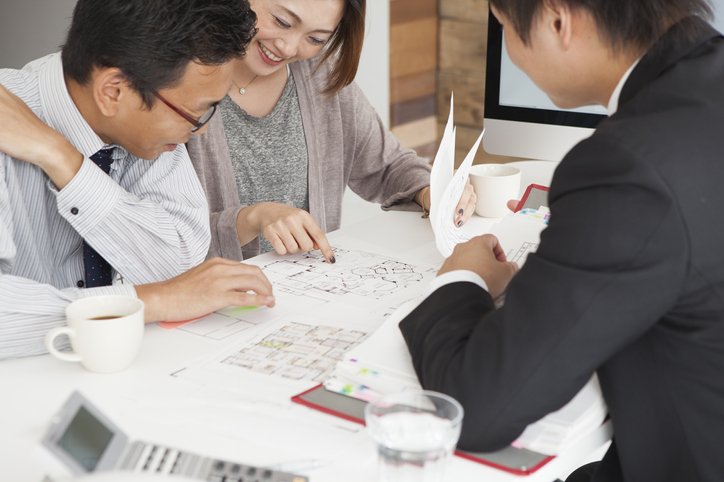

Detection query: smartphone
xmin=514 ymin=184 xmax=549 ymax=212
xmin=292 ymin=384 xmax=553 ymax=475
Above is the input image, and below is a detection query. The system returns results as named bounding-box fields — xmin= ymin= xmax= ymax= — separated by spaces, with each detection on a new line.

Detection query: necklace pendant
xmin=239 ymin=87 xmax=247 ymax=95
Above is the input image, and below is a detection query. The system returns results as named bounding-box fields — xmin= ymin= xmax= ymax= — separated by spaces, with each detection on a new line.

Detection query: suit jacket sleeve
xmin=399 ymin=132 xmax=688 ymax=451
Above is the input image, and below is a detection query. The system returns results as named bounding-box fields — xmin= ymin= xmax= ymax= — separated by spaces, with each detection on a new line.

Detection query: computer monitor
xmin=482 ymin=3 xmax=724 ymax=162
xmin=713 ymin=0 xmax=724 ymax=32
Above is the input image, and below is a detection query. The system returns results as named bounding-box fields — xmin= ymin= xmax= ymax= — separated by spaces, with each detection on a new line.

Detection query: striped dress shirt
xmin=0 ymin=53 xmax=211 ymax=359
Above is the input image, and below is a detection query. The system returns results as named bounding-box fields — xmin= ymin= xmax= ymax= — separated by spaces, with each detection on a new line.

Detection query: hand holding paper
xmin=429 ymin=94 xmax=485 ymax=257
xmin=438 ymin=234 xmax=518 ymax=299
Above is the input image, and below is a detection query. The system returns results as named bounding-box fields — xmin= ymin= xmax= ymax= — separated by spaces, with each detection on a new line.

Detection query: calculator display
xmin=57 ymin=406 xmax=114 ymax=471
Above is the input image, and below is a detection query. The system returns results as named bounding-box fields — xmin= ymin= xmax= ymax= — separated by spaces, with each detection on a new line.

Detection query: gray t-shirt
xmin=220 ymin=72 xmax=309 ymax=253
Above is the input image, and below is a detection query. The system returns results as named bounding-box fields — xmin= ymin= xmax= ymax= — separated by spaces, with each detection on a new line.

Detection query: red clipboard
xmin=291 ymin=384 xmax=554 ymax=476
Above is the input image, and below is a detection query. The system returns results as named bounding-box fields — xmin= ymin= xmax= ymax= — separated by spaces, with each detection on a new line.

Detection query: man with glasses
xmin=0 ymin=0 xmax=276 ymax=359
xmin=153 ymin=92 xmax=219 ymax=134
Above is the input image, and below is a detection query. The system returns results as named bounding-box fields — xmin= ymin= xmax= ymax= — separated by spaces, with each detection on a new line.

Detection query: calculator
xmin=42 ymin=391 xmax=307 ymax=482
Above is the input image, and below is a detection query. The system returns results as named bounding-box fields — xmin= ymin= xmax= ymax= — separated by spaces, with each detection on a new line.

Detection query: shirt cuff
xmin=54 ymin=157 xmax=122 ymax=236
xmin=428 ymin=270 xmax=489 ymax=296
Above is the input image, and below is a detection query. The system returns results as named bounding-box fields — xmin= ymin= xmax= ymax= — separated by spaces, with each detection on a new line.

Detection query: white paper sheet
xmin=171 ymin=247 xmax=437 ymax=388
xmin=489 ymin=207 xmax=549 ymax=267
xmin=429 ymin=94 xmax=486 ymax=257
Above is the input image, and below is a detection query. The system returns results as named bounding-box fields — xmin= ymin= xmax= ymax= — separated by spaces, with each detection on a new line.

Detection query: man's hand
xmin=438 ymin=234 xmax=518 ymax=299
xmin=0 ymin=84 xmax=83 ymax=188
xmin=238 ymin=202 xmax=335 ymax=263
xmin=136 ymin=257 xmax=275 ymax=323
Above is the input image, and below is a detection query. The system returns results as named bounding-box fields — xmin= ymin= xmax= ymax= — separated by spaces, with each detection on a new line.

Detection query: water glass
xmin=365 ymin=390 xmax=463 ymax=482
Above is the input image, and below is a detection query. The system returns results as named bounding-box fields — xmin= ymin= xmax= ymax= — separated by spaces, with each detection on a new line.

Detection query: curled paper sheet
xmin=429 ymin=93 xmax=485 ymax=257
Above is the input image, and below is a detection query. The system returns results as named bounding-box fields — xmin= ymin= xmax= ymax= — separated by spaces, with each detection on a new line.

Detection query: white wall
xmin=0 ymin=0 xmax=77 ymax=68
xmin=713 ymin=0 xmax=724 ymax=32
xmin=0 ymin=0 xmax=391 ymax=128
xmin=355 ymin=3 xmax=390 ymax=128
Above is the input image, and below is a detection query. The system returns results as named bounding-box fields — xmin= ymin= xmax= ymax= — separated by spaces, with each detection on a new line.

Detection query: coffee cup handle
xmin=45 ymin=327 xmax=82 ymax=362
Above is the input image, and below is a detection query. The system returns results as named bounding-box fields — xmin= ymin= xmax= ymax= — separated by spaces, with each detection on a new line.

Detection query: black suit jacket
xmin=400 ymin=17 xmax=724 ymax=482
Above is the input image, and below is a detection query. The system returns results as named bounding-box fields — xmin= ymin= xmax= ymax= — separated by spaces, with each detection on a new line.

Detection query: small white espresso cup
xmin=45 ymin=295 xmax=145 ymax=373
xmin=469 ymin=163 xmax=522 ymax=218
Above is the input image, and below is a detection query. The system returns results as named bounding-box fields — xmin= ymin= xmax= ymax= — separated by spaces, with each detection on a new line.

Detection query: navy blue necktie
xmin=82 ymin=148 xmax=114 ymax=288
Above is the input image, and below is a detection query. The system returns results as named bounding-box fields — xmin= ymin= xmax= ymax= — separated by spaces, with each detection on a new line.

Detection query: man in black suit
xmin=399 ymin=1 xmax=724 ymax=481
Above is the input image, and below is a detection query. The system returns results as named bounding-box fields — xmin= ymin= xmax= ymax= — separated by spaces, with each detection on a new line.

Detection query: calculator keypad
xmin=120 ymin=441 xmax=308 ymax=482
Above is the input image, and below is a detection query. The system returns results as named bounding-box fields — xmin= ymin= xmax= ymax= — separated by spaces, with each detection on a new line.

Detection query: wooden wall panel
xmin=389 ymin=0 xmax=439 ymax=160
xmin=388 ymin=0 xmax=518 ymax=164
xmin=391 ymin=0 xmax=437 ymax=23
xmin=391 ymin=117 xmax=438 ymax=152
xmin=390 ymin=18 xmax=438 ymax=78
xmin=437 ymin=71 xmax=484 ymax=127
xmin=439 ymin=0 xmax=488 ymax=23
xmin=438 ymin=19 xmax=487 ymax=78
xmin=391 ymin=96 xmax=436 ymax=127
xmin=437 ymin=0 xmax=521 ymax=165
xmin=390 ymin=70 xmax=436 ymax=104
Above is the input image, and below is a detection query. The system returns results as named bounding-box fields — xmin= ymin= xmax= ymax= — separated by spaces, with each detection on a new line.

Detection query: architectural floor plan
xmin=220 ymin=322 xmax=367 ymax=383
xmin=170 ymin=247 xmax=437 ymax=386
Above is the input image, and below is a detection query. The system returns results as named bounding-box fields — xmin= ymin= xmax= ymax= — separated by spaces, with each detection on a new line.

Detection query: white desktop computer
xmin=482 ymin=1 xmax=724 ymax=162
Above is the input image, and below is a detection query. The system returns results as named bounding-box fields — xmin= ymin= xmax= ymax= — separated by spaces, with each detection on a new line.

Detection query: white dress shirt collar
xmin=37 ymin=53 xmax=112 ymax=158
xmin=607 ymin=58 xmax=641 ymax=116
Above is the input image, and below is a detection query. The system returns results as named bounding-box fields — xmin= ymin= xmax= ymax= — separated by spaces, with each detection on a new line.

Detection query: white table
xmin=0 ymin=161 xmax=611 ymax=482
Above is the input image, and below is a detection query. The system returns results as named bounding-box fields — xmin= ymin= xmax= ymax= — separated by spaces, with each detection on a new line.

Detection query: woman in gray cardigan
xmin=187 ymin=0 xmax=476 ymax=261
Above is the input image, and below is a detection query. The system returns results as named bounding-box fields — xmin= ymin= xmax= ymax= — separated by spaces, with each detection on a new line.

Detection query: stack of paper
xmin=323 ymin=299 xmax=421 ymax=402
xmin=512 ymin=375 xmax=607 ymax=455
xmin=488 ymin=205 xmax=549 ymax=267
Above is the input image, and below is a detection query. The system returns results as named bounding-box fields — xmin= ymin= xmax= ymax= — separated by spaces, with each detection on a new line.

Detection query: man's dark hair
xmin=489 ymin=0 xmax=713 ymax=50
xmin=62 ymin=0 xmax=257 ymax=106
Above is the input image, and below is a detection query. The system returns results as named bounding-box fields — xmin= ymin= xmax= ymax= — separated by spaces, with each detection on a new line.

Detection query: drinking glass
xmin=365 ymin=390 xmax=463 ymax=482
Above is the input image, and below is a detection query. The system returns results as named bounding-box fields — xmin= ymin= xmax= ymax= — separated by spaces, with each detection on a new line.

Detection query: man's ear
xmin=541 ymin=0 xmax=574 ymax=50
xmin=92 ymin=68 xmax=130 ymax=117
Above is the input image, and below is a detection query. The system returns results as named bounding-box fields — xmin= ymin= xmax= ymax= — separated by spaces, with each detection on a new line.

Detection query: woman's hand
xmin=417 ymin=182 xmax=477 ymax=226
xmin=454 ymin=182 xmax=476 ymax=226
xmin=238 ymin=202 xmax=335 ymax=263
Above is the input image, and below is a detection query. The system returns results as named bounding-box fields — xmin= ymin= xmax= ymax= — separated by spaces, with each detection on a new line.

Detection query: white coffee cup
xmin=45 ymin=295 xmax=145 ymax=373
xmin=469 ymin=163 xmax=522 ymax=218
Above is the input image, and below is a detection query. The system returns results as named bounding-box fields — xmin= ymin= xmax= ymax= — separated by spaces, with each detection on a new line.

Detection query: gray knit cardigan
xmin=186 ymin=58 xmax=431 ymax=260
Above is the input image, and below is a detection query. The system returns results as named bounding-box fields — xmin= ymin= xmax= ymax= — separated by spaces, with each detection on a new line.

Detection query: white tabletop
xmin=0 ymin=160 xmax=611 ymax=482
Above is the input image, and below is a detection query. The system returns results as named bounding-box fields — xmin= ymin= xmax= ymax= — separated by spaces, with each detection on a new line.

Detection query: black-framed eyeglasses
xmin=153 ymin=92 xmax=217 ymax=133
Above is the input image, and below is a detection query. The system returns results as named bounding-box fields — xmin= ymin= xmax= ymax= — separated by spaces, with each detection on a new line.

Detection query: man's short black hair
xmin=490 ymin=0 xmax=713 ymax=50
xmin=61 ymin=0 xmax=257 ymax=106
